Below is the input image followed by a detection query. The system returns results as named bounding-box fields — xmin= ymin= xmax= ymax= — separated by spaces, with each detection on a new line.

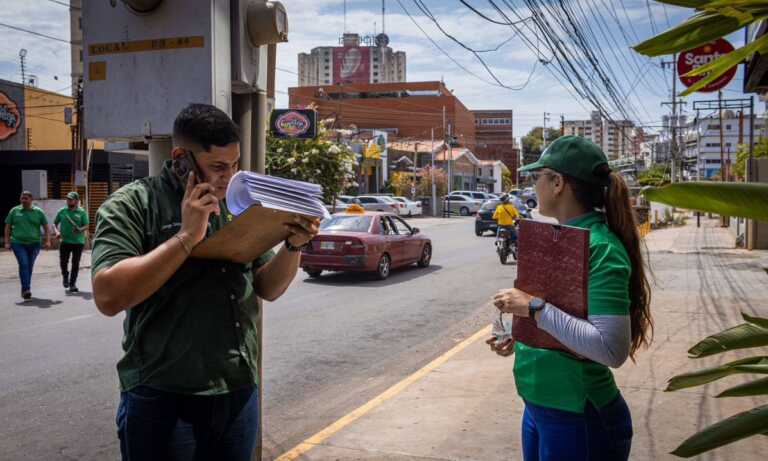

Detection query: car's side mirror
xmin=411 ymin=227 xmax=420 ymax=235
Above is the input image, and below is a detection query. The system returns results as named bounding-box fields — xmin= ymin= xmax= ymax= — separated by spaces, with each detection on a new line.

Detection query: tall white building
xmin=683 ymin=111 xmax=766 ymax=179
xmin=70 ymin=0 xmax=83 ymax=95
xmin=298 ymin=33 xmax=406 ymax=87
xmin=562 ymin=111 xmax=636 ymax=159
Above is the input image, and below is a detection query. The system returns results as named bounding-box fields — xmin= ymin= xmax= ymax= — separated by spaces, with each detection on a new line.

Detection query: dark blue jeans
xmin=522 ymin=394 xmax=633 ymax=461
xmin=117 ymin=385 xmax=259 ymax=461
xmin=11 ymin=243 xmax=40 ymax=292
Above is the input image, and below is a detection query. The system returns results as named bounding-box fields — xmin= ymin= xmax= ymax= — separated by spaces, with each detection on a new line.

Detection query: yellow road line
xmin=275 ymin=324 xmax=492 ymax=461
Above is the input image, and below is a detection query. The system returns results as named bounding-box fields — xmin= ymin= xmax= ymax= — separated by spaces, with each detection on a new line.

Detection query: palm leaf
xmin=671 ymin=404 xmax=768 ymax=457
xmin=733 ymin=364 xmax=768 ymax=374
xmin=654 ymin=0 xmax=710 ymax=7
xmin=743 ymin=313 xmax=768 ymax=330
xmin=633 ymin=12 xmax=752 ymax=57
xmin=680 ymin=32 xmax=768 ymax=95
xmin=641 ymin=182 xmax=768 ymax=222
xmin=718 ymin=377 xmax=768 ymax=397
xmin=666 ymin=357 xmax=768 ymax=391
xmin=688 ymin=323 xmax=768 ymax=358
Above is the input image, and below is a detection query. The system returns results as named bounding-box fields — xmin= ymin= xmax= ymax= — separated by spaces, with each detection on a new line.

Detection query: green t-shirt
xmin=513 ymin=212 xmax=632 ymax=413
xmin=55 ymin=207 xmax=90 ymax=245
xmin=91 ymin=162 xmax=275 ymax=395
xmin=5 ymin=205 xmax=48 ymax=245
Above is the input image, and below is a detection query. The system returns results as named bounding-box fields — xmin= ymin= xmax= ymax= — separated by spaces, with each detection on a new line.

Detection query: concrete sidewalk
xmin=281 ymin=216 xmax=768 ymax=461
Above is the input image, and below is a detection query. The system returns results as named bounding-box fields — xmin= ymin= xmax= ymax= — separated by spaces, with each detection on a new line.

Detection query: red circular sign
xmin=677 ymin=38 xmax=737 ymax=93
xmin=0 ymin=91 xmax=22 ymax=141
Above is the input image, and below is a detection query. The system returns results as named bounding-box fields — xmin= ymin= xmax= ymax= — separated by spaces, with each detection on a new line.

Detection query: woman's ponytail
xmin=604 ymin=172 xmax=653 ymax=359
xmin=564 ymin=171 xmax=653 ymax=359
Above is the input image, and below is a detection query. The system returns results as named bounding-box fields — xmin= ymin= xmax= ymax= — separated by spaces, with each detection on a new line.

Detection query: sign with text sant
xmin=677 ymin=38 xmax=737 ymax=93
xmin=270 ymin=109 xmax=317 ymax=139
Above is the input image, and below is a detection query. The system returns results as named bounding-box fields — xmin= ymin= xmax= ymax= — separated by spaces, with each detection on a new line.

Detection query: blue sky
xmin=0 ymin=0 xmax=756 ymax=140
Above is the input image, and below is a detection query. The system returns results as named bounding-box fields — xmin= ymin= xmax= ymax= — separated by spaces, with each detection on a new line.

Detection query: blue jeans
xmin=117 ymin=385 xmax=259 ymax=461
xmin=522 ymin=394 xmax=633 ymax=461
xmin=11 ymin=243 xmax=41 ymax=292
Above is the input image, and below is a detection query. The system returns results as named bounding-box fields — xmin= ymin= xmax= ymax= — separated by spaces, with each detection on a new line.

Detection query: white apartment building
xmin=298 ymin=33 xmax=406 ymax=87
xmin=683 ymin=111 xmax=766 ymax=179
xmin=562 ymin=111 xmax=636 ymax=159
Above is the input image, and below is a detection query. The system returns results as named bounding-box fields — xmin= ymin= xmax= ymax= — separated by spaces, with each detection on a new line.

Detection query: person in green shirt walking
xmin=54 ymin=191 xmax=89 ymax=293
xmin=4 ymin=191 xmax=51 ymax=299
xmin=492 ymin=136 xmax=653 ymax=461
xmin=91 ymin=104 xmax=319 ymax=461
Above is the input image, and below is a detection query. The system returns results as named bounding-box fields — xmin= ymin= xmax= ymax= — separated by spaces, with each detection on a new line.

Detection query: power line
xmin=45 ymin=0 xmax=80 ymax=10
xmin=410 ymin=0 xmax=537 ymax=90
xmin=277 ymin=67 xmax=298 ymax=75
xmin=0 ymin=22 xmax=71 ymax=45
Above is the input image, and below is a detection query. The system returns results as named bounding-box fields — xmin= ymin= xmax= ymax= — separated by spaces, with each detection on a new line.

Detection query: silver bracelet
xmin=173 ymin=234 xmax=192 ymax=255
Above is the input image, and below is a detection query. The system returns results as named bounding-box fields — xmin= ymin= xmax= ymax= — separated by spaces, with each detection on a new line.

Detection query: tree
xmin=637 ymin=164 xmax=670 ymax=187
xmin=502 ymin=167 xmax=514 ymax=191
xmin=521 ymin=127 xmax=562 ymax=165
xmin=266 ymin=120 xmax=358 ymax=204
xmin=733 ymin=138 xmax=768 ymax=181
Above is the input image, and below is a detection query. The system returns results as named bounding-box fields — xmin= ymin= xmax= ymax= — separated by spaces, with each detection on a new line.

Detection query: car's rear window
xmin=320 ymin=215 xmax=373 ymax=232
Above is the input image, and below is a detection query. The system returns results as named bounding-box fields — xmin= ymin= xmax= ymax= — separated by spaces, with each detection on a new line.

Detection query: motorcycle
xmin=495 ymin=224 xmax=518 ymax=265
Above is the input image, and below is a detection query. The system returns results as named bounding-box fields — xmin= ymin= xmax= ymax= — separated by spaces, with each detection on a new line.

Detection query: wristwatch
xmin=528 ymin=297 xmax=546 ymax=321
xmin=284 ymin=238 xmax=303 ymax=252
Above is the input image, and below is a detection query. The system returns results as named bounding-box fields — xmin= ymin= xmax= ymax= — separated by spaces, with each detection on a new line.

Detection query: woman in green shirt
xmin=492 ymin=136 xmax=652 ymax=461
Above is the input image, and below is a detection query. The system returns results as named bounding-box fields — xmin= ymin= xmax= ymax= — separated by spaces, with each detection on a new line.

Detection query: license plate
xmin=320 ymin=241 xmax=335 ymax=250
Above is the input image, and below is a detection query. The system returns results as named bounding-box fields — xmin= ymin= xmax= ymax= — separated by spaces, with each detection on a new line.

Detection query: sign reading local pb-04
xmin=89 ymin=36 xmax=205 ymax=56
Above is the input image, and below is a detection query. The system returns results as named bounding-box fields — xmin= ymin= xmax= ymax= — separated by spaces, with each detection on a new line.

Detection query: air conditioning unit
xmin=22 ymin=170 xmax=48 ymax=199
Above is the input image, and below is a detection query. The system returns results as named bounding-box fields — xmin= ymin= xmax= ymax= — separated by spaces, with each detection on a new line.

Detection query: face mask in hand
xmin=486 ymin=312 xmax=515 ymax=356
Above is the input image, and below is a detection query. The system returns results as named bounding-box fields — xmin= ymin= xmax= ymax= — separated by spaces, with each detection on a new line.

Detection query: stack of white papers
xmin=226 ymin=171 xmax=331 ymax=220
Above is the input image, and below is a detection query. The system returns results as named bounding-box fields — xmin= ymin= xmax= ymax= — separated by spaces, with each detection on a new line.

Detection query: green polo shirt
xmin=55 ymin=207 xmax=89 ymax=245
xmin=5 ymin=205 xmax=48 ymax=245
xmin=513 ymin=212 xmax=631 ymax=413
xmin=91 ymin=162 xmax=274 ymax=395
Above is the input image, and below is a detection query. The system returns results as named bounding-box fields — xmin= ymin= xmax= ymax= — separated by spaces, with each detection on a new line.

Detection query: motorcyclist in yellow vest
xmin=493 ymin=194 xmax=521 ymax=227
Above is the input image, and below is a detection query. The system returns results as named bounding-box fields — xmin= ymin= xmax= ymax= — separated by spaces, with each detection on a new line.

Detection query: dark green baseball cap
xmin=519 ymin=135 xmax=611 ymax=186
xmin=66 ymin=191 xmax=80 ymax=200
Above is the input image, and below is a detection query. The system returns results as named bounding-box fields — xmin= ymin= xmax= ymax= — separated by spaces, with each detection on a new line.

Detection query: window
xmin=78 ymin=17 xmax=82 ymax=30
xmin=357 ymin=197 xmax=376 ymax=204
xmin=324 ymin=73 xmax=329 ymax=77
xmin=373 ymin=72 xmax=379 ymax=76
xmin=324 ymin=65 xmax=329 ymax=70
xmin=390 ymin=217 xmax=412 ymax=235
xmin=447 ymin=196 xmax=466 ymax=201
xmin=726 ymin=124 xmax=732 ymax=130
xmin=320 ymin=216 xmax=372 ymax=233
xmin=380 ymin=217 xmax=394 ymax=235
xmin=373 ymin=79 xmax=379 ymax=83
xmin=324 ymin=80 xmax=330 ymax=84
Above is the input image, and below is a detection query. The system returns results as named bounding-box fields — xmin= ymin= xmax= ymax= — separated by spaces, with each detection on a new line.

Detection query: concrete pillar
xmin=149 ymin=138 xmax=172 ymax=177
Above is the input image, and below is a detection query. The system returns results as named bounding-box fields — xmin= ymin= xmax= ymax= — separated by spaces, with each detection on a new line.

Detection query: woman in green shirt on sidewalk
xmin=492 ymin=136 xmax=652 ymax=461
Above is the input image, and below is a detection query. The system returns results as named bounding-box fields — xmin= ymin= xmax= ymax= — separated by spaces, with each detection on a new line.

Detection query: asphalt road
xmin=0 ymin=216 xmax=518 ymax=460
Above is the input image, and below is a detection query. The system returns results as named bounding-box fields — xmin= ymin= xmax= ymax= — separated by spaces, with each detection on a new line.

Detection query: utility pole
xmin=560 ymin=114 xmax=565 ymax=136
xmin=447 ymin=123 xmax=453 ymax=194
xmin=542 ymin=112 xmax=551 ymax=148
xmin=412 ymin=142 xmax=418 ymax=200
xmin=431 ymin=128 xmax=436 ymax=216
xmin=718 ymin=90 xmax=725 ymax=182
xmin=662 ymin=55 xmax=681 ymax=182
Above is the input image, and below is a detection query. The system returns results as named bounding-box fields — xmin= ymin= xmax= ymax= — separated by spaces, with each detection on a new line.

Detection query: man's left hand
xmin=493 ymin=288 xmax=533 ymax=316
xmin=285 ymin=216 xmax=320 ymax=248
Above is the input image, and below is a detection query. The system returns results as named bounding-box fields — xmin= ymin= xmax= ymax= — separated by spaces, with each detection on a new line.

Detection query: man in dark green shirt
xmin=54 ymin=191 xmax=89 ymax=293
xmin=91 ymin=104 xmax=319 ymax=461
xmin=4 ymin=190 xmax=51 ymax=299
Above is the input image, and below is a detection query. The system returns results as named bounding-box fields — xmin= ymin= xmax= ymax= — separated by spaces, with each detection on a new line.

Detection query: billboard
xmin=332 ymin=46 xmax=370 ymax=85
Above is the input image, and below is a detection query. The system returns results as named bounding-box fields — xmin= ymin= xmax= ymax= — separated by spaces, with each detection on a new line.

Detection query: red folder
xmin=512 ymin=219 xmax=590 ymax=353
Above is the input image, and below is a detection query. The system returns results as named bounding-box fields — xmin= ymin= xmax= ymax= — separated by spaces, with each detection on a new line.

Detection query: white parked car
xmin=324 ymin=199 xmax=350 ymax=214
xmin=392 ymin=196 xmax=423 ymax=217
xmin=448 ymin=190 xmax=494 ymax=202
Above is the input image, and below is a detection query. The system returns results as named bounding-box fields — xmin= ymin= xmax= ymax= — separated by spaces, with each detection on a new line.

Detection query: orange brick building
xmin=472 ymin=110 xmax=518 ymax=174
xmin=288 ymin=81 xmax=477 ymax=148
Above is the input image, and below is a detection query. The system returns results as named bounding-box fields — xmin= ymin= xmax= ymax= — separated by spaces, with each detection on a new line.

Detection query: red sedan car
xmin=301 ymin=210 xmax=432 ymax=279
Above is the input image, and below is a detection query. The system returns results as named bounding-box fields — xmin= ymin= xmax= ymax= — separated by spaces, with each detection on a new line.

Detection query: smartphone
xmin=173 ymin=150 xmax=205 ymax=189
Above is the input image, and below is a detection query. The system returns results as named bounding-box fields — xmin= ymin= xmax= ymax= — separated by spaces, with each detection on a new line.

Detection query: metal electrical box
xmin=82 ymin=0 xmax=232 ymax=140
xmin=22 ymin=170 xmax=48 ymax=199
xmin=231 ymin=0 xmax=268 ymax=93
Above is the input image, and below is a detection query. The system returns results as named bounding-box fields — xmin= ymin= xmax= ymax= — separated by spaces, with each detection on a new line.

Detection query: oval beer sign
xmin=0 ymin=91 xmax=22 ymax=141
xmin=275 ymin=111 xmax=311 ymax=137
xmin=677 ymin=38 xmax=737 ymax=93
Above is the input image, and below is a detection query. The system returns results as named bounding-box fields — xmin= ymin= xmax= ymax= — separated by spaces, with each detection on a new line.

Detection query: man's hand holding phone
xmin=179 ymin=172 xmax=220 ymax=246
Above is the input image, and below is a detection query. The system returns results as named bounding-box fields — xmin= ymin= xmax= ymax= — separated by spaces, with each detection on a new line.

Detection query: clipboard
xmin=190 ymin=205 xmax=313 ymax=264
xmin=512 ymin=219 xmax=590 ymax=353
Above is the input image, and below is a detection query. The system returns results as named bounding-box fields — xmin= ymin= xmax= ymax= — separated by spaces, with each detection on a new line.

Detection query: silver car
xmin=443 ymin=195 xmax=482 ymax=216
xmin=354 ymin=195 xmax=402 ymax=215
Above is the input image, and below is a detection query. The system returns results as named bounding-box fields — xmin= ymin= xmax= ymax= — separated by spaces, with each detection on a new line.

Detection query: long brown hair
xmin=563 ymin=168 xmax=653 ymax=359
